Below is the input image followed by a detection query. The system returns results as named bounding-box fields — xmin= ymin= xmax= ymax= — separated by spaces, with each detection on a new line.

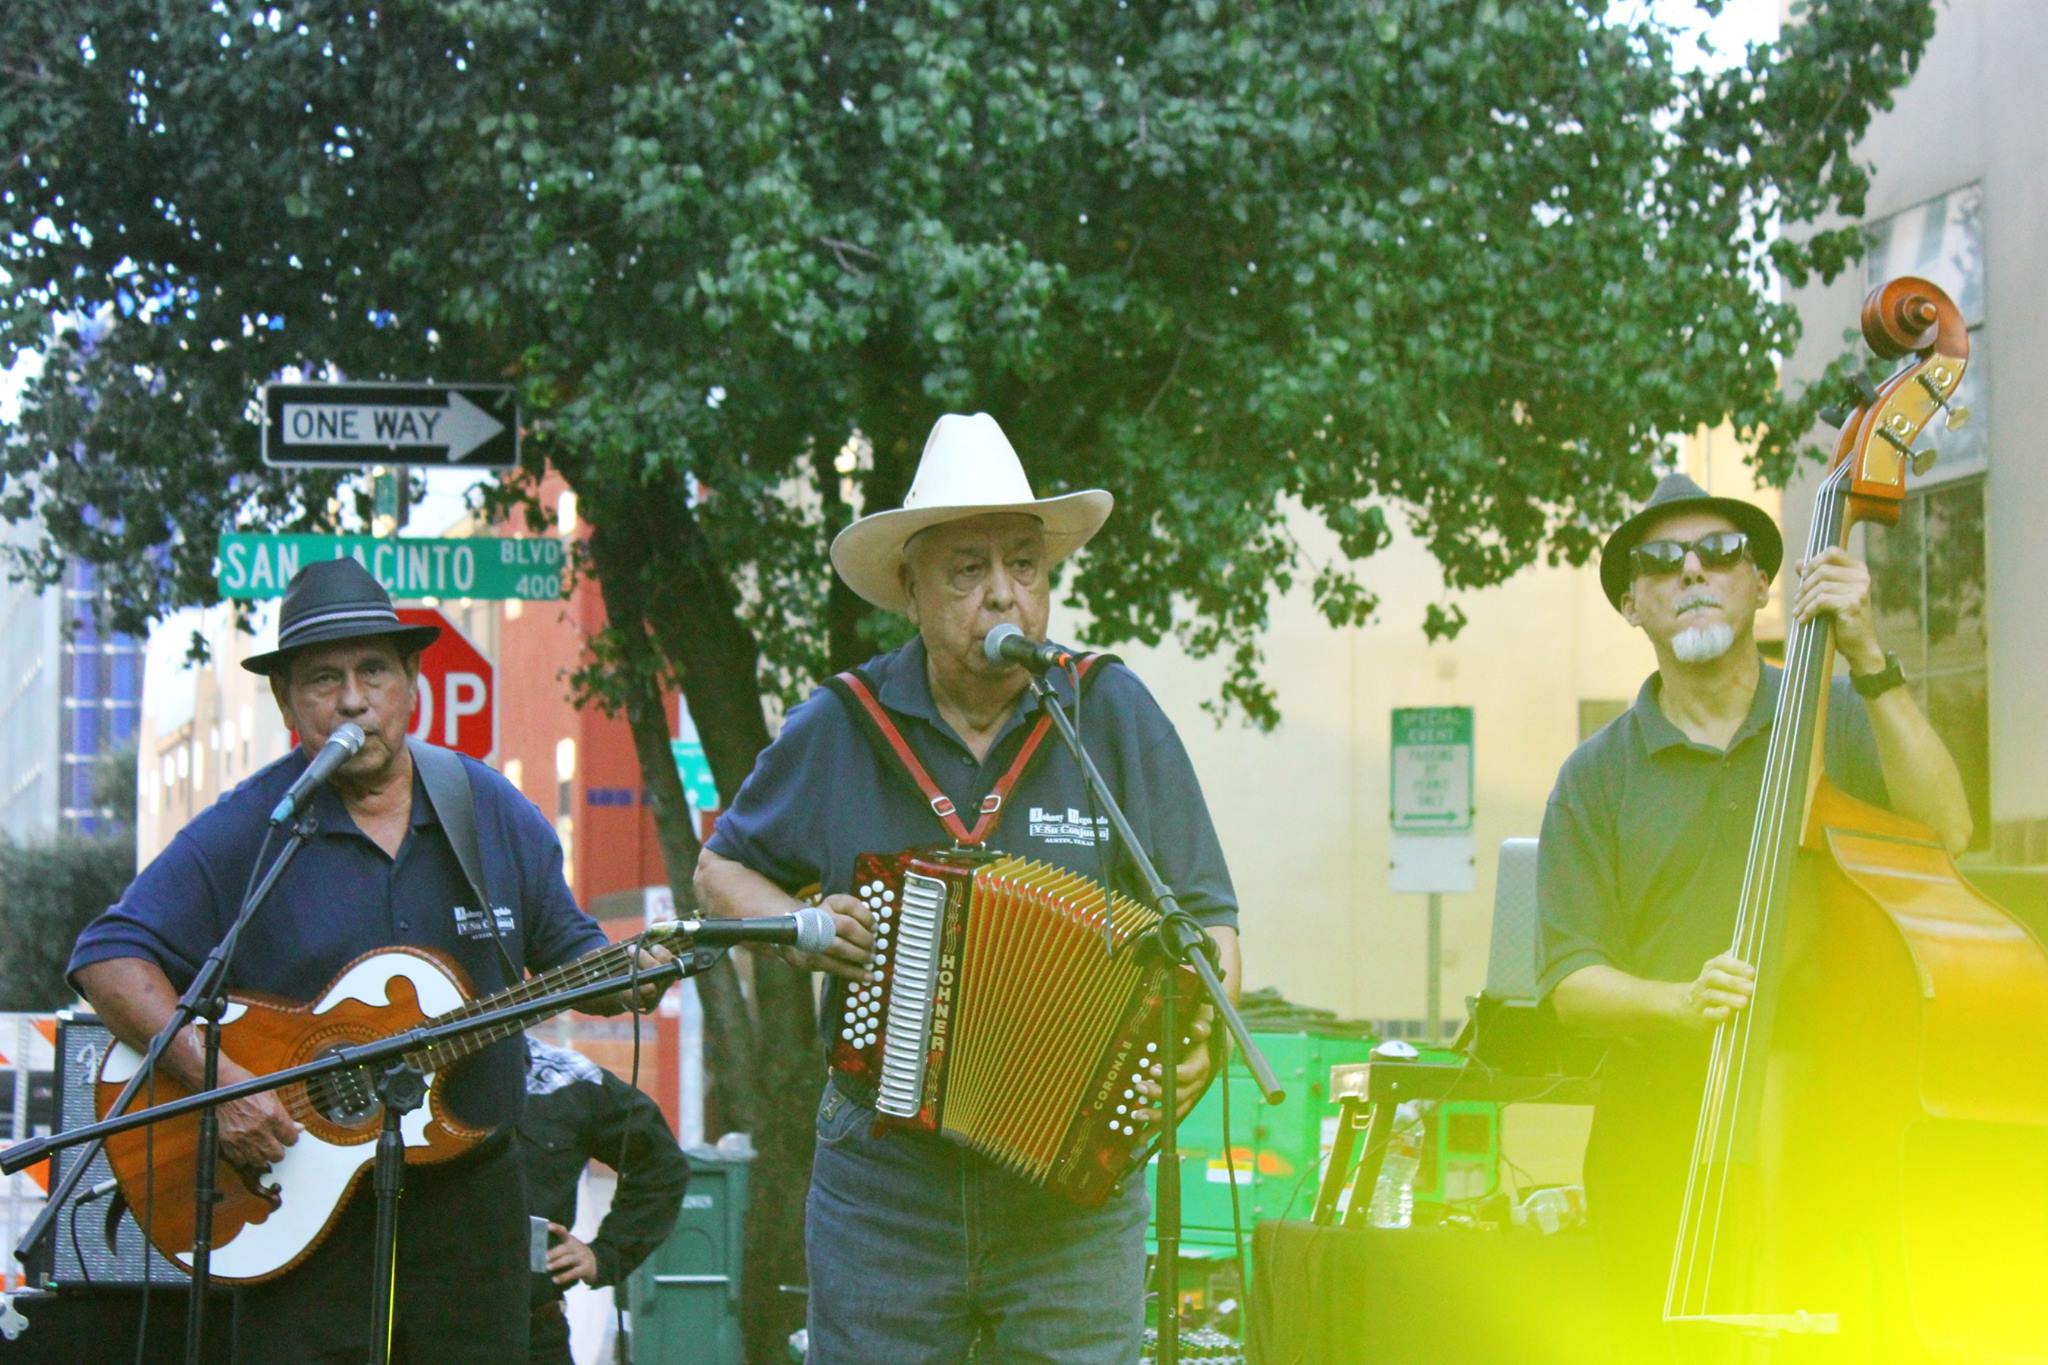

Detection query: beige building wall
xmin=136 ymin=603 xmax=294 ymax=865
xmin=1777 ymin=0 xmax=2047 ymax=860
xmin=1105 ymin=429 xmax=1776 ymax=1027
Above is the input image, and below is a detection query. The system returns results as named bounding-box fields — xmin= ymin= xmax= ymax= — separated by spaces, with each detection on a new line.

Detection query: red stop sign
xmin=396 ymin=607 xmax=496 ymax=762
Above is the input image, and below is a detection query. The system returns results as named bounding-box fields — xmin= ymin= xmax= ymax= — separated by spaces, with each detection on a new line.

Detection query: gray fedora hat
xmin=241 ymin=557 xmax=441 ymax=675
xmin=1597 ymin=472 xmax=1782 ymax=611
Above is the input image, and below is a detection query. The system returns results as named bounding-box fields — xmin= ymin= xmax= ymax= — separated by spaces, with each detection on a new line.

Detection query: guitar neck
xmin=408 ymin=938 xmax=650 ymax=1071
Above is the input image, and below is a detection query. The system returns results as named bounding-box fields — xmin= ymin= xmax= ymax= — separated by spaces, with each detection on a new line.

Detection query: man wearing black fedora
xmin=67 ymin=556 xmax=659 ymax=1362
xmin=1532 ymin=473 xmax=1970 ymax=1355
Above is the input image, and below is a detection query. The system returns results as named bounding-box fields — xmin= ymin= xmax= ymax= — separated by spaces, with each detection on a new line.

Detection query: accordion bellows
xmin=831 ymin=847 xmax=1194 ymax=1206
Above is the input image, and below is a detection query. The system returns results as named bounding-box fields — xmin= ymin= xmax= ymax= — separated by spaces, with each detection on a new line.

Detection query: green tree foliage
xmin=2 ymin=0 xmax=1936 ymax=719
xmin=0 ymin=745 xmax=138 ymax=1011
xmin=0 ymin=1 xmax=1934 ymax=1353
xmin=92 ymin=737 xmax=141 ymax=825
xmin=0 ymin=831 xmax=134 ymax=1010
xmin=0 ymin=831 xmax=136 ymax=1011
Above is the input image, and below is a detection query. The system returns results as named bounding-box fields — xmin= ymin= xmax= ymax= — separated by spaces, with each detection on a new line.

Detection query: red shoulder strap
xmin=825 ymin=655 xmax=1112 ymax=847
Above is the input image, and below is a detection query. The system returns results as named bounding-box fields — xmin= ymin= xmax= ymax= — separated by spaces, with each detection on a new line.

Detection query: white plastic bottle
xmin=1367 ymin=1101 xmax=1425 ymax=1229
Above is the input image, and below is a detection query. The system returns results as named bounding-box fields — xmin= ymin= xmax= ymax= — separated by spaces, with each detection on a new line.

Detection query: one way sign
xmin=261 ymin=382 xmax=521 ymax=470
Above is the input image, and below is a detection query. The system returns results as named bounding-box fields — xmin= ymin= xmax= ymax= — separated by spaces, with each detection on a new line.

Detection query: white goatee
xmin=1671 ymin=621 xmax=1735 ymax=664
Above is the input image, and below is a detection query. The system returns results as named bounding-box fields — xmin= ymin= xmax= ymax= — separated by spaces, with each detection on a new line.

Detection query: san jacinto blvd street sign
xmin=217 ymin=533 xmax=565 ymax=601
xmin=261 ymin=382 xmax=520 ymax=469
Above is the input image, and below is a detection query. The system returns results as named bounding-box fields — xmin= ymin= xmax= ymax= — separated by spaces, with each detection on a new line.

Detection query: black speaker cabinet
xmin=24 ymin=1010 xmax=188 ymax=1289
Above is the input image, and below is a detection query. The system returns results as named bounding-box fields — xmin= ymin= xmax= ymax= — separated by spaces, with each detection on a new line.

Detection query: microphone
xmin=662 ymin=907 xmax=838 ymax=956
xmin=983 ymin=624 xmax=1074 ymax=674
xmin=269 ymin=723 xmax=367 ymax=825
xmin=77 ymin=1176 xmax=121 ymax=1203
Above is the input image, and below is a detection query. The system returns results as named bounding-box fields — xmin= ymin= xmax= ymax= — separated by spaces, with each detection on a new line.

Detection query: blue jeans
xmin=807 ymin=1082 xmax=1149 ymax=1364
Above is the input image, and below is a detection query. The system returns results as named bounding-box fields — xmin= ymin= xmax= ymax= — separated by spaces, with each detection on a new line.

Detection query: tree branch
xmin=1140 ymin=330 xmax=1193 ymax=421
xmin=817 ymin=235 xmax=880 ymax=272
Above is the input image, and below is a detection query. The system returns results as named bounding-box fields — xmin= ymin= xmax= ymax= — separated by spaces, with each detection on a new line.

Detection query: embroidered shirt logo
xmin=453 ymin=904 xmax=517 ymax=941
xmin=1027 ymin=805 xmax=1109 ymax=847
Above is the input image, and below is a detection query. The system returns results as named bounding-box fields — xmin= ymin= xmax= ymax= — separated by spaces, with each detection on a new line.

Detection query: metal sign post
xmin=1389 ymin=706 xmax=1475 ymax=1043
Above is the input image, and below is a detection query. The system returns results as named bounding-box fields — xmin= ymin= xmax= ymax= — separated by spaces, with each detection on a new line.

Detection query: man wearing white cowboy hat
xmin=68 ymin=556 xmax=666 ymax=1363
xmin=1532 ymin=473 xmax=1969 ymax=1355
xmin=697 ymin=412 xmax=1242 ymax=1362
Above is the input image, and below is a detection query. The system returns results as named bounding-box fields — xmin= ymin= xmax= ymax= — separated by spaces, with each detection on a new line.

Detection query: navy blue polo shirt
xmin=707 ymin=637 xmax=1239 ymax=1038
xmin=69 ymin=748 xmax=608 ymax=1131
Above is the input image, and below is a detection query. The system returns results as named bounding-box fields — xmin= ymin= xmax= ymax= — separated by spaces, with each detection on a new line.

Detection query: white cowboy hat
xmin=830 ymin=412 xmax=1113 ymax=613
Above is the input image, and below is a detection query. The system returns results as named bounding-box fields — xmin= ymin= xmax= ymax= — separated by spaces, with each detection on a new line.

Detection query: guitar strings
xmin=196 ymin=936 xmax=659 ymax=1129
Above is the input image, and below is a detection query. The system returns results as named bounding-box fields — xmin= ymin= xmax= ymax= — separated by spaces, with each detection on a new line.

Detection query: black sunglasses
xmin=1630 ymin=531 xmax=1750 ymax=576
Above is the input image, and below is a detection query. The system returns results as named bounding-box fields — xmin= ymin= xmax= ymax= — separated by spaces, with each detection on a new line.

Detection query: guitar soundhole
xmin=306 ymin=1050 xmax=380 ymax=1126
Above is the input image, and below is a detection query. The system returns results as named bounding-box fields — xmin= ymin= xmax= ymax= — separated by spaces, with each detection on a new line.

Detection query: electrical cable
xmin=133 ymin=1067 xmax=153 ymax=1365
xmin=67 ymin=1190 xmax=90 ymax=1291
xmin=616 ymin=935 xmax=653 ymax=1365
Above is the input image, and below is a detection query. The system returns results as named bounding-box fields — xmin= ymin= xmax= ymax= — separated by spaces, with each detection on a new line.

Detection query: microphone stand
xmin=11 ymin=805 xmax=322 ymax=1365
xmin=1 ymin=948 xmax=725 ymax=1365
xmin=1023 ymin=669 xmax=1283 ymax=1365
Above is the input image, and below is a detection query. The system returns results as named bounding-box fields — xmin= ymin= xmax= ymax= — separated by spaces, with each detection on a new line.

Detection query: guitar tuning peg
xmin=1911 ymin=449 xmax=1938 ymax=477
xmin=1851 ymin=375 xmax=1882 ymax=408
xmin=1943 ymin=404 xmax=1971 ymax=431
xmin=1817 ymin=406 xmax=1850 ymax=429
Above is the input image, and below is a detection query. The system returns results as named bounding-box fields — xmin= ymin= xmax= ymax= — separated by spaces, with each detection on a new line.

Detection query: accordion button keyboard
xmin=875 ymin=871 xmax=945 ymax=1117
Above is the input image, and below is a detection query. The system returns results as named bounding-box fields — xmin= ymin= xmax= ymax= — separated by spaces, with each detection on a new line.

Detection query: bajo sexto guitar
xmin=95 ymin=927 xmax=684 ymax=1283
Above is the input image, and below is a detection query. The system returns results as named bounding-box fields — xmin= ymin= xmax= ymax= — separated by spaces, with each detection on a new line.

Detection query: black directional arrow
xmin=261 ymin=383 xmax=521 ymax=469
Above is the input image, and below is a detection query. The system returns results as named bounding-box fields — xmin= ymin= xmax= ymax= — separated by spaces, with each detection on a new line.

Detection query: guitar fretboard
xmin=405 ymin=938 xmax=654 ymax=1072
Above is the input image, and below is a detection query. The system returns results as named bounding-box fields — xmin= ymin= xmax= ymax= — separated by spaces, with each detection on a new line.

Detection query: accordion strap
xmin=825 ymin=654 xmax=1114 ymax=847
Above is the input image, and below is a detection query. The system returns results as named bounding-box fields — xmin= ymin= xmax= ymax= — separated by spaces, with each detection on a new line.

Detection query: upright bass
xmin=1663 ymin=277 xmax=2048 ymax=1361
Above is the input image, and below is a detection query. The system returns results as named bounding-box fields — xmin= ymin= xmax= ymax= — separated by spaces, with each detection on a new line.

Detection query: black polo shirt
xmin=1537 ymin=661 xmax=1887 ymax=1003
xmin=1535 ymin=660 xmax=1888 ymax=1184
xmin=70 ymin=749 xmax=608 ymax=1131
xmin=706 ymin=636 xmax=1239 ymax=1044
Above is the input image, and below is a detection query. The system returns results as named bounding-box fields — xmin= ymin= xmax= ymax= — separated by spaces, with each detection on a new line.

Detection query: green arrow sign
xmin=670 ymin=739 xmax=720 ymax=813
xmin=1390 ymin=706 xmax=1474 ymax=832
xmin=217 ymin=533 xmax=565 ymax=600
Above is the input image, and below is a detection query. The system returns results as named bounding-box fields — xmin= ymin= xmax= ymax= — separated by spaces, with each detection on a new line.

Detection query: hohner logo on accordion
xmin=831 ymin=847 xmax=1196 ymax=1206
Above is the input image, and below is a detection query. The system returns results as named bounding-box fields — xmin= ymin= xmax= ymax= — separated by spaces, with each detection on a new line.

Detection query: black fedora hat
xmin=241 ymin=557 xmax=442 ymax=676
xmin=1598 ymin=472 xmax=1782 ymax=612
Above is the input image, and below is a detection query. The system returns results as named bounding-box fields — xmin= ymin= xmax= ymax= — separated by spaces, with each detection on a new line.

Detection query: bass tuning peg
xmin=1914 ymin=372 xmax=1970 ymax=431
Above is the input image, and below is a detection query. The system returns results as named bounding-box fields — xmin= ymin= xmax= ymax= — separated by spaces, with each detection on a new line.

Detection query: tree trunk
xmin=580 ymin=482 xmax=820 ymax=1363
xmin=586 ymin=509 xmax=761 ymax=1126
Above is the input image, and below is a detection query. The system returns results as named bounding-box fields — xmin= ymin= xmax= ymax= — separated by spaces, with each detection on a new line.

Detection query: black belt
xmin=827 ymin=1068 xmax=879 ymax=1112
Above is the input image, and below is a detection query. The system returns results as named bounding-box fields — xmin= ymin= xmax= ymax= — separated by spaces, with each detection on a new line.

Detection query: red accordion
xmin=830 ymin=846 xmax=1196 ymax=1206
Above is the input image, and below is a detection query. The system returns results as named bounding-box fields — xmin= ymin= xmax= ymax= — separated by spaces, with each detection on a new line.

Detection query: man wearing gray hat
xmin=68 ymin=556 xmax=664 ymax=1363
xmin=1534 ymin=473 xmax=1970 ymax=1356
